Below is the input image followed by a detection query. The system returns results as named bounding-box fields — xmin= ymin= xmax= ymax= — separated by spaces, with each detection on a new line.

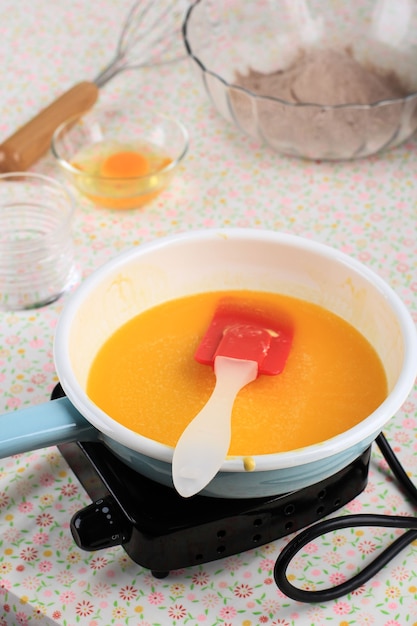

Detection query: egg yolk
xmin=100 ymin=151 xmax=150 ymax=178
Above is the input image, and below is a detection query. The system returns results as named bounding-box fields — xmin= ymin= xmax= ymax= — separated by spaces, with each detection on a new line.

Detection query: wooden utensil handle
xmin=0 ymin=81 xmax=99 ymax=173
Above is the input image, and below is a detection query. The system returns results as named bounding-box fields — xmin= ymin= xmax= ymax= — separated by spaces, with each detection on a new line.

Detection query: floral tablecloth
xmin=1 ymin=1 xmax=417 ymax=624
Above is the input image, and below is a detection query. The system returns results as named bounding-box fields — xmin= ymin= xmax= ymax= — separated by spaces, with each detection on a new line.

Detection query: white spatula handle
xmin=172 ymin=356 xmax=258 ymax=498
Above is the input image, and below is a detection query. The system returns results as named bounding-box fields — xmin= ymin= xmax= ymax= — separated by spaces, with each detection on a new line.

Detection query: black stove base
xmin=58 ymin=438 xmax=369 ymax=577
xmin=52 ymin=383 xmax=370 ymax=577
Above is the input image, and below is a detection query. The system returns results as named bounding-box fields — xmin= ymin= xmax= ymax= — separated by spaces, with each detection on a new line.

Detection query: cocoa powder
xmin=230 ymin=49 xmax=406 ymax=159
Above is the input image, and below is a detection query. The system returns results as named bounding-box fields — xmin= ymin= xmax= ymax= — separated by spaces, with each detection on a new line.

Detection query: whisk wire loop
xmin=93 ymin=0 xmax=187 ymax=88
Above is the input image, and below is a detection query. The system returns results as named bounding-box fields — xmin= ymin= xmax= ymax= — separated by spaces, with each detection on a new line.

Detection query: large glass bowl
xmin=183 ymin=0 xmax=417 ymax=160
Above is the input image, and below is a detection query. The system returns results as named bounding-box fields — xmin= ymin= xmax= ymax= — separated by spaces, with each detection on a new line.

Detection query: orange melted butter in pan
xmin=87 ymin=291 xmax=388 ymax=456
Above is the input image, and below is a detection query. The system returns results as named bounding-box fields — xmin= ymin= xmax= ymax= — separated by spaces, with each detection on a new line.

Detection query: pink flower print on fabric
xmin=233 ymin=583 xmax=253 ymax=598
xmin=19 ymin=547 xmax=38 ymax=562
xmin=75 ymin=599 xmax=94 ymax=617
xmin=402 ymin=417 xmax=417 ymax=429
xmin=60 ymin=482 xmax=78 ymax=496
xmin=39 ymin=473 xmax=55 ymax=487
xmin=261 ymin=598 xmax=281 ymax=614
xmin=303 ymin=542 xmax=319 ymax=554
xmin=17 ymin=501 xmax=33 ymax=514
xmin=32 ymin=532 xmax=48 ymax=545
xmin=55 ymin=570 xmax=74 ymax=586
xmin=391 ymin=566 xmax=410 ymax=581
xmin=356 ymin=611 xmax=376 ymax=625
xmin=119 ymin=585 xmax=138 ymax=601
xmin=5 ymin=397 xmax=21 ymax=409
xmin=332 ymin=600 xmax=351 ymax=614
xmin=346 ymin=499 xmax=363 ymax=513
xmin=35 ymin=512 xmax=54 ymax=527
xmin=15 ymin=611 xmax=29 ymax=626
xmin=89 ymin=556 xmax=108 ymax=570
xmin=393 ymin=430 xmax=410 ymax=444
xmin=0 ymin=579 xmax=12 ymax=593
xmin=38 ymin=560 xmax=52 ymax=572
xmin=92 ymin=582 xmax=112 ymax=598
xmin=329 ymin=572 xmax=347 ymax=586
xmin=22 ymin=576 xmax=38 ymax=591
xmin=147 ymin=591 xmax=165 ymax=605
xmin=259 ymin=558 xmax=275 ymax=571
xmin=191 ymin=570 xmax=210 ymax=586
xmin=323 ymin=550 xmax=343 ymax=565
xmin=168 ymin=604 xmax=187 ymax=620
xmin=224 ymin=555 xmax=243 ymax=571
xmin=218 ymin=605 xmax=238 ymax=620
xmin=59 ymin=590 xmax=76 ymax=604
xmin=201 ymin=592 xmax=219 ymax=609
xmin=358 ymin=540 xmax=377 ymax=554
xmin=30 ymin=373 xmax=46 ymax=385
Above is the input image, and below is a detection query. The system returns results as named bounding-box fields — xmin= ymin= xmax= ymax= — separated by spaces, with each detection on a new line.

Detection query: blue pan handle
xmin=0 ymin=396 xmax=98 ymax=458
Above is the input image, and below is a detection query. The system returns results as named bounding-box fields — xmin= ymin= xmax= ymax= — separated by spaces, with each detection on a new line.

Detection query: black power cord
xmin=274 ymin=432 xmax=417 ymax=602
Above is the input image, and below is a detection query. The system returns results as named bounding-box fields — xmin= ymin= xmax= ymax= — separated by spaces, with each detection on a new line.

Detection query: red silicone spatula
xmin=172 ymin=301 xmax=293 ymax=498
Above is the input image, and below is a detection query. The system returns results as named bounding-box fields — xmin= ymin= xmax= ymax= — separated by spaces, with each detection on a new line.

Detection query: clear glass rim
xmin=0 ymin=172 xmax=75 ymax=247
xmin=51 ymin=109 xmax=189 ymax=182
xmin=182 ymin=0 xmax=417 ymax=111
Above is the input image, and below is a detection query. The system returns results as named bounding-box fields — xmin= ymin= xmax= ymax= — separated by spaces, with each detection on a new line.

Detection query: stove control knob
xmin=71 ymin=496 xmax=131 ymax=551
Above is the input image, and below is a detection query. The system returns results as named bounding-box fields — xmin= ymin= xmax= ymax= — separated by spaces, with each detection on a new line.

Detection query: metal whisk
xmin=94 ymin=0 xmax=188 ymax=87
xmin=0 ymin=0 xmax=188 ymax=173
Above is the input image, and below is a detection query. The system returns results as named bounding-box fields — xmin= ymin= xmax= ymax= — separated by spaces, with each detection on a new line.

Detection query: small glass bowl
xmin=0 ymin=172 xmax=79 ymax=311
xmin=52 ymin=106 xmax=189 ymax=209
xmin=183 ymin=0 xmax=417 ymax=161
